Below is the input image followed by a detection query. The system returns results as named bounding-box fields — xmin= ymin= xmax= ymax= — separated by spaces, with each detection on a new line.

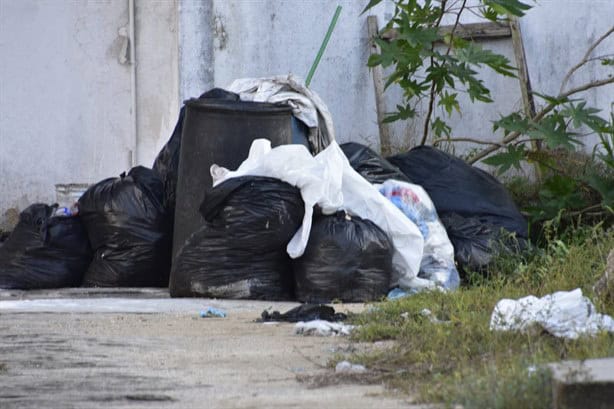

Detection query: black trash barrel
xmin=172 ymin=99 xmax=296 ymax=260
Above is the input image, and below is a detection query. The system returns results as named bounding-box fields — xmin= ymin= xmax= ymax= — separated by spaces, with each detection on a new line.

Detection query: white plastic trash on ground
xmin=378 ymin=180 xmax=460 ymax=290
xmin=490 ymin=288 xmax=614 ymax=339
xmin=294 ymin=320 xmax=355 ymax=337
xmin=211 ymin=139 xmax=427 ymax=290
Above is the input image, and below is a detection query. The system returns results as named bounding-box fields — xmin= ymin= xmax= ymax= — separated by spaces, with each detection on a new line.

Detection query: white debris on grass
xmin=294 ymin=320 xmax=355 ymax=337
xmin=335 ymin=360 xmax=367 ymax=374
xmin=490 ymin=288 xmax=614 ymax=339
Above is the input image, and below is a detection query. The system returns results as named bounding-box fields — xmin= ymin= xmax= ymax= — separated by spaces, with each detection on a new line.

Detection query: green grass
xmin=345 ymin=224 xmax=614 ymax=408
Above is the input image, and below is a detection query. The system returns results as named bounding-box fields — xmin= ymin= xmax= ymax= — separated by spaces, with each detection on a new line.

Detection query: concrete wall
xmin=135 ymin=0 xmax=180 ymax=166
xmin=178 ymin=0 xmax=613 ymax=155
xmin=1 ymin=0 xmax=612 ymax=226
xmin=0 ymin=0 xmax=179 ymax=228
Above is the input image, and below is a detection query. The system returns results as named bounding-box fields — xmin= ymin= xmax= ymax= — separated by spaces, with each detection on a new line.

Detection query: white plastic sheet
xmin=226 ymin=75 xmax=334 ymax=153
xmin=490 ymin=288 xmax=614 ymax=339
xmin=294 ymin=320 xmax=355 ymax=336
xmin=212 ymin=139 xmax=426 ymax=290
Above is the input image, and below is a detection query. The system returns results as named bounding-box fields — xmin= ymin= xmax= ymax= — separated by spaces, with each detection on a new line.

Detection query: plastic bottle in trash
xmin=54 ymin=207 xmax=72 ymax=217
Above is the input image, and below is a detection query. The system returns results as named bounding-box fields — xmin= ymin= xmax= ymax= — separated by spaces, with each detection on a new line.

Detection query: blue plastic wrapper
xmin=200 ymin=307 xmax=227 ymax=318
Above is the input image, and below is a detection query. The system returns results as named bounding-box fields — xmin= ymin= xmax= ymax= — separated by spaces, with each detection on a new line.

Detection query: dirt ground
xmin=0 ymin=288 xmax=425 ymax=409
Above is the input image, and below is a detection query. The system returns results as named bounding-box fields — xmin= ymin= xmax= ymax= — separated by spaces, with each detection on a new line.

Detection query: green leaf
xmin=438 ymin=92 xmax=460 ymax=116
xmin=455 ymin=43 xmax=517 ymax=77
xmin=431 ymin=117 xmax=451 ymax=138
xmin=362 ymin=0 xmax=384 ymax=14
xmin=586 ymin=173 xmax=614 ymax=208
xmin=528 ymin=115 xmax=583 ymax=150
xmin=534 ymin=175 xmax=588 ymax=219
xmin=383 ymin=104 xmax=417 ymax=123
xmin=481 ymin=6 xmax=500 ymax=22
xmin=493 ymin=112 xmax=531 ymax=134
xmin=397 ymin=27 xmax=440 ymax=46
xmin=533 ymin=92 xmax=571 ymax=106
xmin=482 ymin=145 xmax=528 ymax=174
xmin=367 ymin=53 xmax=383 ymax=67
xmin=559 ymin=101 xmax=606 ymax=131
xmin=482 ymin=0 xmax=532 ymax=17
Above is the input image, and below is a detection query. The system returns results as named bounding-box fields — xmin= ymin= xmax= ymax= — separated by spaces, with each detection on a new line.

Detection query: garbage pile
xmin=0 ymin=203 xmax=91 ymax=289
xmin=78 ymin=166 xmax=171 ymax=287
xmin=170 ymin=176 xmax=304 ymax=299
xmin=1 ymin=80 xmax=527 ymax=301
xmin=387 ymin=146 xmax=528 ymax=272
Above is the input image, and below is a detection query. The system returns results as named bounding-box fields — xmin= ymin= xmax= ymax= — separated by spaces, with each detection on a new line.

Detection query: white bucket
xmin=55 ymin=183 xmax=90 ymax=208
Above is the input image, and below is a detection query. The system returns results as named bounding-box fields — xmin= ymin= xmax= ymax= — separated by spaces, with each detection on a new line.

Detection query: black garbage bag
xmin=0 ymin=230 xmax=9 ymax=246
xmin=387 ymin=146 xmax=528 ymax=238
xmin=152 ymin=88 xmax=239 ymax=220
xmin=388 ymin=147 xmax=527 ymax=272
xmin=340 ymin=142 xmax=410 ymax=184
xmin=292 ymin=211 xmax=393 ymax=303
xmin=78 ymin=166 xmax=171 ymax=287
xmin=260 ymin=304 xmax=347 ymax=322
xmin=440 ymin=213 xmax=526 ymax=273
xmin=0 ymin=204 xmax=92 ymax=289
xmin=170 ymin=176 xmax=304 ymax=299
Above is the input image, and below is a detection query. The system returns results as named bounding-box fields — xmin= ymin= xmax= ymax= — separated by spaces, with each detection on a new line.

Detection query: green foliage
xmin=365 ymin=0 xmax=528 ymax=142
xmin=481 ymin=0 xmax=532 ymax=20
xmin=489 ymin=97 xmax=614 ymax=224
xmin=482 ymin=144 xmax=527 ymax=173
xmin=365 ymin=0 xmax=612 ymax=225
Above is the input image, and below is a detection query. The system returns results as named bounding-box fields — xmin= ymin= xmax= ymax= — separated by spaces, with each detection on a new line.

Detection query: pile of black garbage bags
xmin=0 ymin=91 xmax=526 ymax=301
xmin=341 ymin=143 xmax=527 ymax=272
xmin=0 ymin=166 xmax=171 ymax=290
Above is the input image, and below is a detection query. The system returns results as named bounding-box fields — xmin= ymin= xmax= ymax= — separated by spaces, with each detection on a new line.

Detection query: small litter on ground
xmin=294 ymin=320 xmax=355 ymax=336
xmin=199 ymin=307 xmax=227 ymax=318
xmin=490 ymin=288 xmax=614 ymax=339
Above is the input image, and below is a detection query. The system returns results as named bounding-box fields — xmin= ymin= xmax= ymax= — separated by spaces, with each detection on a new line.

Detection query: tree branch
xmin=559 ymin=25 xmax=614 ymax=94
xmin=468 ymin=76 xmax=614 ymax=164
xmin=420 ymin=0 xmax=468 ymax=146
xmin=433 ymin=137 xmax=502 ymax=146
xmin=420 ymin=0 xmax=449 ymax=146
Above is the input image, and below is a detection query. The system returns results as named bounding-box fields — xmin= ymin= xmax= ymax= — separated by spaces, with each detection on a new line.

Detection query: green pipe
xmin=305 ymin=5 xmax=342 ymax=87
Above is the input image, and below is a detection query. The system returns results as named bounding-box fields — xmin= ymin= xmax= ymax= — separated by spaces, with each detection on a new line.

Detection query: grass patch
xmin=346 ymin=224 xmax=614 ymax=408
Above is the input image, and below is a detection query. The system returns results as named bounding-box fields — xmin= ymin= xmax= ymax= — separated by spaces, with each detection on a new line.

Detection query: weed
xmin=346 ymin=225 xmax=614 ymax=407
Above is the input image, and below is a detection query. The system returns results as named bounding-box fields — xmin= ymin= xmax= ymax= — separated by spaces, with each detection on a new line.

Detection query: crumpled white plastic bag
xmin=226 ymin=74 xmax=334 ymax=153
xmin=294 ymin=320 xmax=355 ymax=336
xmin=212 ymin=139 xmax=426 ymax=289
xmin=490 ymin=288 xmax=614 ymax=339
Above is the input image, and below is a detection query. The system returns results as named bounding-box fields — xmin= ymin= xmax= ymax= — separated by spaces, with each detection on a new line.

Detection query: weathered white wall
xmin=178 ymin=0 xmax=613 ymax=155
xmin=0 ymin=0 xmax=132 ymax=227
xmin=178 ymin=0 xmax=214 ymax=102
xmin=135 ymin=0 xmax=180 ymax=166
xmin=1 ymin=0 xmax=612 ymax=227
xmin=0 ymin=0 xmax=179 ymax=228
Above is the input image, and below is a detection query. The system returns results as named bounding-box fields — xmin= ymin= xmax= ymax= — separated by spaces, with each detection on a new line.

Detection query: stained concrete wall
xmin=0 ymin=0 xmax=179 ymax=228
xmin=0 ymin=0 xmax=132 ymax=226
xmin=178 ymin=0 xmax=613 ymax=154
xmin=135 ymin=0 xmax=180 ymax=166
xmin=1 ymin=0 xmax=612 ymax=226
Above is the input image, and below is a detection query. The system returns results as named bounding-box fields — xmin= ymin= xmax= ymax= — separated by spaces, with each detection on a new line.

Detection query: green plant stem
xmin=420 ymin=0 xmax=468 ymax=146
xmin=305 ymin=5 xmax=342 ymax=87
xmin=420 ymin=0 xmax=449 ymax=146
xmin=469 ymin=76 xmax=614 ymax=164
